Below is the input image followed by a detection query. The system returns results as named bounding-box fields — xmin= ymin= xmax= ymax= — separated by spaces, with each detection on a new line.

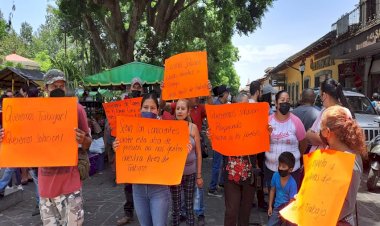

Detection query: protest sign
xmin=162 ymin=51 xmax=209 ymax=100
xmin=115 ymin=117 xmax=189 ymax=185
xmin=0 ymin=97 xmax=78 ymax=167
xmin=280 ymin=149 xmax=355 ymax=225
xmin=103 ymin=97 xmax=142 ymax=136
xmin=206 ymin=103 xmax=270 ymax=156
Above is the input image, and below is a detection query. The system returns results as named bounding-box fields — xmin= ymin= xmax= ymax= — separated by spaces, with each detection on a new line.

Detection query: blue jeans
xmin=209 ymin=150 xmax=224 ymax=191
xmin=194 ymin=187 xmax=205 ymax=216
xmin=29 ymin=168 xmax=39 ymax=205
xmin=267 ymin=207 xmax=295 ymax=226
xmin=0 ymin=168 xmax=21 ymax=191
xmin=133 ymin=184 xmax=170 ymax=226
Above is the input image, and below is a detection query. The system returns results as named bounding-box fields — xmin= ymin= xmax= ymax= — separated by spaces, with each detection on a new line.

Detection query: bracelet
xmin=197 ymin=177 xmax=202 ymax=179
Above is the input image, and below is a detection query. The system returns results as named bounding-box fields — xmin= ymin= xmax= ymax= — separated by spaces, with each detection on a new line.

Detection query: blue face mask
xmin=141 ymin=112 xmax=157 ymax=119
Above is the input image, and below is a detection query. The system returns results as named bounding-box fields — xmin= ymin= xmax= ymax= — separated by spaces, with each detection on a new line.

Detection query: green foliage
xmin=50 ymin=50 xmax=83 ymax=89
xmin=34 ymin=51 xmax=52 ymax=72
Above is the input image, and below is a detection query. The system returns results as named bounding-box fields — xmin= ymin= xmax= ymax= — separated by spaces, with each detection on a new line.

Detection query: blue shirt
xmin=271 ymin=172 xmax=297 ymax=208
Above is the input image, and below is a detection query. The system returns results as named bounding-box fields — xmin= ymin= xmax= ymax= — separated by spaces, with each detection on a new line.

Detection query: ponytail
xmin=321 ymin=78 xmax=355 ymax=118
xmin=336 ymin=83 xmax=355 ymax=119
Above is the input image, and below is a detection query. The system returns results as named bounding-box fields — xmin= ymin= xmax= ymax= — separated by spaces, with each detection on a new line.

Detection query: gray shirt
xmin=291 ymin=105 xmax=320 ymax=131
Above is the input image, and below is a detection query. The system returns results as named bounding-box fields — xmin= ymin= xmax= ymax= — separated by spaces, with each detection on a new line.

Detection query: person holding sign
xmin=267 ymin=152 xmax=297 ymax=226
xmin=223 ymin=93 xmax=257 ymax=226
xmin=319 ymin=105 xmax=365 ymax=225
xmin=113 ymin=93 xmax=170 ymax=226
xmin=265 ymin=90 xmax=307 ymax=189
xmin=170 ymin=99 xmax=203 ymax=226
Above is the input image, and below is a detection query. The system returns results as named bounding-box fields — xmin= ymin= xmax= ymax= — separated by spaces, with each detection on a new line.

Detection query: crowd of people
xmin=0 ymin=68 xmax=367 ymax=226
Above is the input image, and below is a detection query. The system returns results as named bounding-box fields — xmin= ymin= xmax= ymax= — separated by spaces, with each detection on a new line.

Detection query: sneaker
xmin=198 ymin=215 xmax=205 ymax=226
xmin=207 ymin=190 xmax=222 ymax=197
xmin=116 ymin=216 xmax=133 ymax=226
xmin=17 ymin=185 xmax=24 ymax=190
xmin=5 ymin=185 xmax=11 ymax=190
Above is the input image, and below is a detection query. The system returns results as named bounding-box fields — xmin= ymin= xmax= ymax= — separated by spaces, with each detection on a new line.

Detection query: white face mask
xmin=227 ymin=94 xmax=232 ymax=102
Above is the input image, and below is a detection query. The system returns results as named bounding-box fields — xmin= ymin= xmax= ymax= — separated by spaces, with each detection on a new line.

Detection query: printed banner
xmin=280 ymin=149 xmax=356 ymax=225
xmin=116 ymin=117 xmax=189 ymax=185
xmin=103 ymin=97 xmax=142 ymax=136
xmin=162 ymin=51 xmax=209 ymax=100
xmin=0 ymin=97 xmax=78 ymax=167
xmin=206 ymin=103 xmax=270 ymax=156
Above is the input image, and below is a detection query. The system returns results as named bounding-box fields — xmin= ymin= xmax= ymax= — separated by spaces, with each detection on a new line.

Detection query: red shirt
xmin=170 ymin=102 xmax=206 ymax=132
xmin=38 ymin=103 xmax=90 ymax=198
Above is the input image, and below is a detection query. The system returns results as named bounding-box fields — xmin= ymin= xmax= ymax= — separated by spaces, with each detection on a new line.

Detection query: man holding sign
xmin=0 ymin=69 xmax=92 ymax=225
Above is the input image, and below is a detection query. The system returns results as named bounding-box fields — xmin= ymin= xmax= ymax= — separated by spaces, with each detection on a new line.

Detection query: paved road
xmin=0 ymin=156 xmax=379 ymax=226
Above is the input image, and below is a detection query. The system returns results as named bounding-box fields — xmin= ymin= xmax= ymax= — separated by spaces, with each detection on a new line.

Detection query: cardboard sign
xmin=280 ymin=149 xmax=356 ymax=225
xmin=162 ymin=51 xmax=209 ymax=100
xmin=0 ymin=97 xmax=78 ymax=167
xmin=116 ymin=117 xmax=189 ymax=185
xmin=206 ymin=103 xmax=270 ymax=156
xmin=103 ymin=97 xmax=142 ymax=136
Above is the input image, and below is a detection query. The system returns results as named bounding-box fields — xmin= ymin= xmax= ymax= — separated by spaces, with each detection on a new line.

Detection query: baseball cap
xmin=131 ymin=77 xmax=143 ymax=86
xmin=43 ymin=69 xmax=66 ymax=85
xmin=262 ymin=84 xmax=277 ymax=95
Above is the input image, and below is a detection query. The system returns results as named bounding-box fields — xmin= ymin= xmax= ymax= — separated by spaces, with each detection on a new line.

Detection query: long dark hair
xmin=320 ymin=78 xmax=354 ymax=118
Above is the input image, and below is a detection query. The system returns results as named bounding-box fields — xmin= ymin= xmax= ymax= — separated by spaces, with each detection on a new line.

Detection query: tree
xmin=56 ymin=0 xmax=273 ymax=72
xmin=20 ymin=22 xmax=33 ymax=46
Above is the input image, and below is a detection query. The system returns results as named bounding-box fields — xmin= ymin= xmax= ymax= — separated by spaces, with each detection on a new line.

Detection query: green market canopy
xmin=83 ymin=62 xmax=164 ymax=87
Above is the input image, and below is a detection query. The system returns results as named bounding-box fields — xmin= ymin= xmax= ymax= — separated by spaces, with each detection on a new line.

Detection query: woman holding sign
xmin=170 ymin=99 xmax=203 ymax=226
xmin=113 ymin=93 xmax=170 ymax=226
xmin=320 ymin=105 xmax=365 ymax=226
xmin=264 ymin=90 xmax=307 ymax=189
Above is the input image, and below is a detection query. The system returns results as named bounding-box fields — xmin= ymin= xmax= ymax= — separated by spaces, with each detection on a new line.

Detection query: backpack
xmin=78 ymin=148 xmax=90 ymax=180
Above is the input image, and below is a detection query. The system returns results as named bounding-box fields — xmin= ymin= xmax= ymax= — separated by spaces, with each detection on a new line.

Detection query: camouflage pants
xmin=39 ymin=190 xmax=84 ymax=226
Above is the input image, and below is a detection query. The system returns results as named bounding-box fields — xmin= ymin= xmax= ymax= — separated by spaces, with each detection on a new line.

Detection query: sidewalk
xmin=0 ymin=157 xmax=379 ymax=225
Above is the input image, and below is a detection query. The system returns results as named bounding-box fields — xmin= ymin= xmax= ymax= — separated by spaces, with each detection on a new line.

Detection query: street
xmin=0 ymin=156 xmax=379 ymax=226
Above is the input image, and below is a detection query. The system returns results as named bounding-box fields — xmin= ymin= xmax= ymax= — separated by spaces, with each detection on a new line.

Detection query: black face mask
xmin=131 ymin=90 xmax=141 ymax=98
xmin=319 ymin=130 xmax=329 ymax=146
xmin=50 ymin=88 xmax=65 ymax=97
xmin=278 ymin=169 xmax=289 ymax=177
xmin=279 ymin=102 xmax=291 ymax=115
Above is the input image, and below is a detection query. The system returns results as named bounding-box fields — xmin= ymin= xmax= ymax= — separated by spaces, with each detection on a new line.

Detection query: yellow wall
xmin=278 ymin=48 xmax=342 ymax=104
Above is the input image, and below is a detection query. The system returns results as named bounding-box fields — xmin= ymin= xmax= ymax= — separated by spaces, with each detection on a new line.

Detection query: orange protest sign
xmin=0 ymin=97 xmax=78 ymax=167
xmin=162 ymin=51 xmax=209 ymax=100
xmin=280 ymin=149 xmax=355 ymax=225
xmin=102 ymin=97 xmax=142 ymax=136
xmin=206 ymin=103 xmax=270 ymax=156
xmin=115 ymin=117 xmax=189 ymax=185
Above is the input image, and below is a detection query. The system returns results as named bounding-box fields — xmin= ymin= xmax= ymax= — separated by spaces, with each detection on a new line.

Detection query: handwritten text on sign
xmin=0 ymin=97 xmax=78 ymax=167
xmin=116 ymin=117 xmax=188 ymax=185
xmin=280 ymin=149 xmax=355 ymax=225
xmin=103 ymin=97 xmax=142 ymax=136
xmin=206 ymin=103 xmax=270 ymax=156
xmin=162 ymin=51 xmax=209 ymax=100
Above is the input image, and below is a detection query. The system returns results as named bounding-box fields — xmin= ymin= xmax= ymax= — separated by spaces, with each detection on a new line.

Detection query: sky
xmin=1 ymin=0 xmax=358 ymax=88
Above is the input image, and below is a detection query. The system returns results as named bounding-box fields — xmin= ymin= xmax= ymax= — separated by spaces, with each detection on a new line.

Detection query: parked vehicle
xmin=367 ymin=135 xmax=380 ymax=191
xmin=314 ymin=89 xmax=380 ymax=143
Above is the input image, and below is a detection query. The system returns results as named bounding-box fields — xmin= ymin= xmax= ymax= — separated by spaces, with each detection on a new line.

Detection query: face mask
xmin=141 ymin=112 xmax=157 ymax=119
xmin=131 ymin=90 xmax=141 ymax=98
xmin=279 ymin=102 xmax=291 ymax=115
xmin=227 ymin=94 xmax=232 ymax=102
xmin=319 ymin=130 xmax=329 ymax=146
xmin=278 ymin=169 xmax=289 ymax=177
xmin=50 ymin=88 xmax=65 ymax=97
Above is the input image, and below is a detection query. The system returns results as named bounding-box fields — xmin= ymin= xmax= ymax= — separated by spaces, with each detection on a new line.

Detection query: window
xmin=304 ymin=77 xmax=310 ymax=89
xmin=315 ymin=76 xmax=320 ymax=88
xmin=296 ymin=82 xmax=299 ymax=104
xmin=291 ymin=83 xmax=295 ymax=105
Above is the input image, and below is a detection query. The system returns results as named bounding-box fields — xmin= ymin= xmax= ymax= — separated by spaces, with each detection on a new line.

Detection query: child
xmin=267 ymin=152 xmax=297 ymax=226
